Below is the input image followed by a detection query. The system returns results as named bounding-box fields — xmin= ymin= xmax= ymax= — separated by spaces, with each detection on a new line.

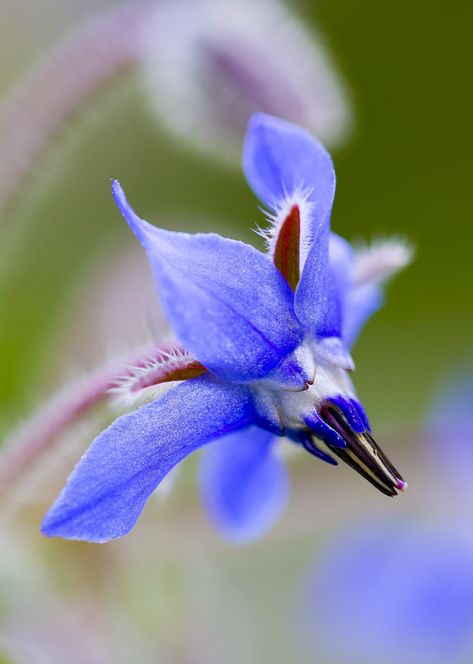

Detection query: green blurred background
xmin=0 ymin=1 xmax=472 ymax=662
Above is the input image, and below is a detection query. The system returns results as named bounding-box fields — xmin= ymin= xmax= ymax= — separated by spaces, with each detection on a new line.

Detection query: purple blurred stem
xmin=0 ymin=343 xmax=172 ymax=494
xmin=0 ymin=1 xmax=155 ymax=224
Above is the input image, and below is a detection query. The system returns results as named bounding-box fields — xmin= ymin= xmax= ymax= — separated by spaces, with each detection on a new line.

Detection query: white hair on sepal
xmin=110 ymin=381 xmax=178 ymax=410
xmin=352 ymin=237 xmax=414 ymax=287
xmin=254 ymin=187 xmax=316 ymax=267
xmin=108 ymin=346 xmax=199 ymax=408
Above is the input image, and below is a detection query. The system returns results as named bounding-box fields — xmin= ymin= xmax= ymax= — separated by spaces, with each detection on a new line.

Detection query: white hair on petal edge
xmin=254 ymin=188 xmax=316 ymax=268
xmin=109 ymin=346 xmax=199 ymax=407
xmin=352 ymin=238 xmax=414 ymax=287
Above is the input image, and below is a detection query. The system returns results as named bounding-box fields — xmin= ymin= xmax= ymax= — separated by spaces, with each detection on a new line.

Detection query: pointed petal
xmin=243 ymin=114 xmax=340 ymax=340
xmin=297 ymin=232 xmax=357 ymax=353
xmin=243 ymin=113 xmax=340 ymax=336
xmin=113 ymin=181 xmax=302 ymax=382
xmin=41 ymin=377 xmax=255 ymax=542
xmin=242 ymin=113 xmax=335 ymax=218
xmin=295 ymin=227 xmax=343 ymax=337
xmin=262 ymin=350 xmax=313 ymax=391
xmin=198 ymin=426 xmax=289 ymax=543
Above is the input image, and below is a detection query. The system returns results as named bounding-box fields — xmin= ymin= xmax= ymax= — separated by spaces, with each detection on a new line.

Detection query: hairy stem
xmin=0 ymin=343 xmax=173 ymax=495
xmin=0 ymin=1 xmax=155 ymax=225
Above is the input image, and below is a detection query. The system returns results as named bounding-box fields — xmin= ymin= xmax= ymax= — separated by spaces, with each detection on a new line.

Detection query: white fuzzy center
xmin=254 ymin=339 xmax=355 ymax=430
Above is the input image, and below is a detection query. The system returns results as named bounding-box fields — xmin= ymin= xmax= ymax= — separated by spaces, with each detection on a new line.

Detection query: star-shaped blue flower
xmin=42 ymin=113 xmax=409 ymax=543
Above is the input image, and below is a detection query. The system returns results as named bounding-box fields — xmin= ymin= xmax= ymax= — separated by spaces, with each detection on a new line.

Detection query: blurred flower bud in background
xmin=140 ymin=0 xmax=352 ymax=160
xmin=0 ymin=0 xmax=352 ymax=225
xmin=301 ymin=520 xmax=473 ymax=664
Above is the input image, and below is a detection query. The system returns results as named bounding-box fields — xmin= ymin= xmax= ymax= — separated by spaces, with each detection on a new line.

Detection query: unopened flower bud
xmin=140 ymin=0 xmax=352 ymax=161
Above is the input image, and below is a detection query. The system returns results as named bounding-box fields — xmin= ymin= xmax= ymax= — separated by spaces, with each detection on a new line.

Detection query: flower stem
xmin=0 ymin=343 xmax=171 ymax=495
xmin=0 ymin=1 xmax=155 ymax=225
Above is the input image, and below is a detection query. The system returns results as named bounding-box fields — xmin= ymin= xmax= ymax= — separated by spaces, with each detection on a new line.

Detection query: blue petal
xmin=343 ymin=283 xmax=383 ymax=348
xmin=328 ymin=232 xmax=381 ymax=349
xmin=242 ymin=113 xmax=335 ymax=215
xmin=198 ymin=426 xmax=289 ymax=543
xmin=329 ymin=233 xmax=383 ymax=348
xmin=262 ymin=351 xmax=313 ymax=390
xmin=294 ymin=227 xmax=343 ymax=338
xmin=329 ymin=232 xmax=353 ymax=299
xmin=304 ymin=411 xmax=346 ymax=448
xmin=242 ymin=113 xmax=338 ymax=338
xmin=327 ymin=396 xmax=365 ymax=433
xmin=41 ymin=377 xmax=255 ymax=542
xmin=291 ymin=429 xmax=338 ymax=466
xmin=113 ymin=181 xmax=302 ymax=382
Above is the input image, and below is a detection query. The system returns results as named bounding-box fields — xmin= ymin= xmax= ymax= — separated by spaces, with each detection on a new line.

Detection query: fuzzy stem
xmin=0 ymin=1 xmax=155 ymax=224
xmin=0 ymin=343 xmax=172 ymax=495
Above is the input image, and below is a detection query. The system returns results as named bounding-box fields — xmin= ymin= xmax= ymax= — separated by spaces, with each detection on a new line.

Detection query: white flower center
xmin=253 ymin=338 xmax=356 ymax=431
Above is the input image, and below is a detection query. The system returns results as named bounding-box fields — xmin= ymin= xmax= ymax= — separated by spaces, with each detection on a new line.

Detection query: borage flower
xmin=42 ymin=113 xmax=410 ymax=543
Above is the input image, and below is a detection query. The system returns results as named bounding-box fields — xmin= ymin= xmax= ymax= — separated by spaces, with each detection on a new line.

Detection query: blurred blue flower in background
xmin=426 ymin=369 xmax=473 ymax=502
xmin=302 ymin=520 xmax=473 ymax=664
xmin=41 ymin=113 xmax=410 ymax=544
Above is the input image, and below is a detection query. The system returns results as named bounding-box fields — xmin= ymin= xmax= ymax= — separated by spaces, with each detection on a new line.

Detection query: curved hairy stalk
xmin=0 ymin=1 xmax=154 ymax=226
xmin=0 ymin=342 xmax=177 ymax=495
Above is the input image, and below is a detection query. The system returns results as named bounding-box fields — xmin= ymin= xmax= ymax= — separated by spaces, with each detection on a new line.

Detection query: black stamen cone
xmin=319 ymin=403 xmax=407 ymax=497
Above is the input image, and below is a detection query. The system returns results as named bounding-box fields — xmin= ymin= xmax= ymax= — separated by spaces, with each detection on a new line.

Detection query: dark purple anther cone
xmin=305 ymin=397 xmax=407 ymax=497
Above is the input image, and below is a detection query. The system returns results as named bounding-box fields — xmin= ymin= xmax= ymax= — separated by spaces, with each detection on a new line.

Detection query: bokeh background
xmin=1 ymin=1 xmax=472 ymax=662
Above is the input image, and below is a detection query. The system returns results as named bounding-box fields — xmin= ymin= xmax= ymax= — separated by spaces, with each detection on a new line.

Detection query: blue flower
xmin=41 ymin=113 xmax=410 ymax=543
xmin=302 ymin=520 xmax=473 ymax=664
